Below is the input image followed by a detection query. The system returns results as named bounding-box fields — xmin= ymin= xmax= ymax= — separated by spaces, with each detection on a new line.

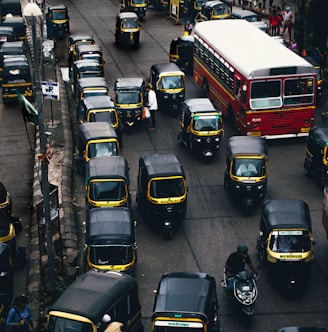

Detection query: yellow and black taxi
xmin=169 ymin=35 xmax=194 ymax=74
xmin=46 ymin=4 xmax=70 ymax=40
xmin=47 ymin=270 xmax=144 ymax=332
xmin=84 ymin=206 xmax=137 ymax=275
xmin=152 ymin=272 xmax=220 ymax=332
xmin=68 ymin=33 xmax=95 ymax=70
xmin=115 ymin=12 xmax=140 ymax=48
xmin=256 ymin=199 xmax=314 ymax=290
xmin=85 ymin=156 xmax=130 ymax=209
xmin=178 ymin=98 xmax=224 ymax=161
xmin=120 ymin=0 xmax=147 ymax=19
xmin=2 ymin=16 xmax=26 ymax=41
xmin=195 ymin=0 xmax=230 ymax=22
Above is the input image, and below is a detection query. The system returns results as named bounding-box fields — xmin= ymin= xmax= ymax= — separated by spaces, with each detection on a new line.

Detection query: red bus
xmin=193 ymin=20 xmax=317 ymax=138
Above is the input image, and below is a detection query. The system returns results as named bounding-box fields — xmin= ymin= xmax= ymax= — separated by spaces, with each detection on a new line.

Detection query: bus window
xmin=250 ymin=80 xmax=281 ymax=109
xmin=284 ymin=77 xmax=314 ymax=105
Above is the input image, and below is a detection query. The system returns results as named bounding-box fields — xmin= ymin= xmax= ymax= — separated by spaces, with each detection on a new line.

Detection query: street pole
xmin=24 ymin=3 xmax=56 ymax=290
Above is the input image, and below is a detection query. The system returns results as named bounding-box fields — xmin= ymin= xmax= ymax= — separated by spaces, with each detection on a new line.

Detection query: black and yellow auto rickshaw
xmin=224 ymin=136 xmax=268 ymax=216
xmin=195 ymin=0 xmax=230 ymax=22
xmin=136 ymin=153 xmax=187 ymax=239
xmin=120 ymin=0 xmax=147 ymax=19
xmin=304 ymin=126 xmax=328 ymax=186
xmin=178 ymin=98 xmax=224 ymax=161
xmin=47 ymin=270 xmax=144 ymax=332
xmin=169 ymin=35 xmax=194 ymax=74
xmin=85 ymin=156 xmax=130 ymax=209
xmin=0 ymin=26 xmax=15 ymax=46
xmin=182 ymin=0 xmax=207 ymax=21
xmin=149 ymin=62 xmax=185 ymax=115
xmin=114 ymin=77 xmax=145 ymax=133
xmin=0 ymin=0 xmax=21 ymax=24
xmin=303 ymin=56 xmax=323 ymax=100
xmin=67 ymin=34 xmax=95 ymax=71
xmin=2 ymin=16 xmax=26 ymax=41
xmin=74 ymin=122 xmax=120 ymax=175
xmin=84 ymin=207 xmax=137 ymax=275
xmin=2 ymin=56 xmax=33 ymax=104
xmin=256 ymin=199 xmax=315 ymax=291
xmin=152 ymin=272 xmax=220 ymax=332
xmin=115 ymin=12 xmax=140 ymax=48
xmin=79 ymin=96 xmax=123 ymax=145
xmin=0 ymin=242 xmax=14 ymax=327
xmin=0 ymin=181 xmax=12 ymax=216
xmin=46 ymin=4 xmax=70 ymax=40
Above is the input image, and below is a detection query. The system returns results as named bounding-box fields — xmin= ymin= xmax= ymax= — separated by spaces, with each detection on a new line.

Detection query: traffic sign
xmin=42 ymin=81 xmax=60 ymax=100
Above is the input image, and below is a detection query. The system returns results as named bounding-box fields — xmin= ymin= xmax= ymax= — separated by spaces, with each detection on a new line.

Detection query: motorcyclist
xmin=224 ymin=244 xmax=258 ymax=292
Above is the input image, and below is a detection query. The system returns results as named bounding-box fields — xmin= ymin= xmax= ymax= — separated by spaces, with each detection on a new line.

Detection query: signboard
xmin=42 ymin=81 xmax=60 ymax=100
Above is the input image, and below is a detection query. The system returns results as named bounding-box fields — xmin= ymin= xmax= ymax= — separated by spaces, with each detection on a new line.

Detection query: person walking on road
xmin=268 ymin=9 xmax=281 ymax=36
xmin=282 ymin=7 xmax=293 ymax=42
xmin=145 ymin=83 xmax=158 ymax=131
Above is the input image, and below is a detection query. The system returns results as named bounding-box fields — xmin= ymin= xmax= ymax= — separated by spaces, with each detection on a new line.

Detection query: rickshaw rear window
xmin=150 ymin=178 xmax=185 ymax=198
xmin=90 ymin=245 xmax=133 ymax=265
xmin=193 ymin=115 xmax=221 ymax=131
xmin=122 ymin=19 xmax=138 ymax=29
xmin=116 ymin=91 xmax=141 ymax=104
xmin=48 ymin=316 xmax=92 ymax=332
xmin=269 ymin=230 xmax=311 ymax=253
xmin=154 ymin=325 xmax=204 ymax=331
xmin=52 ymin=11 xmax=67 ymax=20
xmin=213 ymin=6 xmax=229 ymax=15
xmin=233 ymin=158 xmax=265 ymax=177
xmin=159 ymin=75 xmax=184 ymax=89
xmin=89 ymin=111 xmax=116 ymax=124
xmin=89 ymin=181 xmax=126 ymax=201
xmin=88 ymin=142 xmax=118 ymax=158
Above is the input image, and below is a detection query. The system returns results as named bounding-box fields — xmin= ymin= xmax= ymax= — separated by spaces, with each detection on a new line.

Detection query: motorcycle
xmin=221 ymin=269 xmax=258 ymax=324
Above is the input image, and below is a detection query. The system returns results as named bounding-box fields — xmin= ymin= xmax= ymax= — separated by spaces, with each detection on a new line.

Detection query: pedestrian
xmin=282 ymin=7 xmax=293 ymax=41
xmin=262 ymin=0 xmax=266 ymax=10
xmin=268 ymin=9 xmax=281 ymax=36
xmin=268 ymin=0 xmax=273 ymax=10
xmin=6 ymin=295 xmax=34 ymax=332
xmin=145 ymin=83 xmax=158 ymax=131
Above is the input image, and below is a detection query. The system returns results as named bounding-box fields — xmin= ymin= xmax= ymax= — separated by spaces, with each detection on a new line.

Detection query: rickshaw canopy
xmin=261 ymin=199 xmax=312 ymax=232
xmin=184 ymin=97 xmax=219 ymax=115
xmin=150 ymin=62 xmax=185 ymax=80
xmin=86 ymin=207 xmax=134 ymax=245
xmin=227 ymin=136 xmax=268 ymax=158
xmin=114 ymin=77 xmax=144 ymax=91
xmin=79 ymin=122 xmax=118 ymax=144
xmin=68 ymin=34 xmax=94 ymax=46
xmin=308 ymin=126 xmax=328 ymax=148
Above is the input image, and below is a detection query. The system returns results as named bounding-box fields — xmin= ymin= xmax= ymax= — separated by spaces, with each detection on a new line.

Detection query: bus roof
xmin=194 ymin=20 xmax=316 ymax=79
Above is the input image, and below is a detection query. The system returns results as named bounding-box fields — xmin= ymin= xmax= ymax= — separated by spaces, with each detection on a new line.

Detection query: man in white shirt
xmin=146 ymin=83 xmax=158 ymax=131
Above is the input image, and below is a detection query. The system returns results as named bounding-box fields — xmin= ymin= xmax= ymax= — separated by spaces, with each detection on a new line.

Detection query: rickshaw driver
xmin=236 ymin=161 xmax=258 ymax=176
xmin=224 ymin=245 xmax=258 ymax=292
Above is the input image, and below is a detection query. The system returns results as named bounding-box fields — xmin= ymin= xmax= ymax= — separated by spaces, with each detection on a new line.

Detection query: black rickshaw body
xmin=178 ymin=98 xmax=224 ymax=160
xmin=120 ymin=0 xmax=147 ymax=19
xmin=71 ymin=60 xmax=104 ymax=95
xmin=0 ymin=0 xmax=22 ymax=24
xmin=195 ymin=0 xmax=230 ymax=22
xmin=76 ymin=44 xmax=105 ymax=75
xmin=80 ymin=96 xmax=123 ymax=145
xmin=0 ymin=242 xmax=14 ymax=325
xmin=0 ymin=223 xmax=16 ymax=270
xmin=169 ymin=35 xmax=194 ymax=74
xmin=149 ymin=63 xmax=185 ymax=115
xmin=115 ymin=12 xmax=140 ymax=48
xmin=67 ymin=34 xmax=95 ymax=71
xmin=0 ymin=181 xmax=12 ymax=216
xmin=136 ymin=153 xmax=187 ymax=239
xmin=47 ymin=270 xmax=144 ymax=332
xmin=84 ymin=207 xmax=137 ymax=275
xmin=152 ymin=271 xmax=220 ymax=332
xmin=182 ymin=0 xmax=207 ymax=21
xmin=46 ymin=4 xmax=70 ymax=40
xmin=224 ymin=136 xmax=268 ymax=214
xmin=304 ymin=126 xmax=328 ymax=186
xmin=256 ymin=199 xmax=314 ymax=287
xmin=74 ymin=122 xmax=120 ymax=175
xmin=2 ymin=16 xmax=26 ymax=41
xmin=114 ymin=77 xmax=145 ymax=132
xmin=85 ymin=156 xmax=130 ymax=209
xmin=2 ymin=56 xmax=33 ymax=104
xmin=0 ymin=27 xmax=15 ymax=46
xmin=303 ymin=56 xmax=323 ymax=99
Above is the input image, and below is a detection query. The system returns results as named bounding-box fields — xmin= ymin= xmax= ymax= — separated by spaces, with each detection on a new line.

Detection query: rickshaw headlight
xmin=257 ymin=185 xmax=263 ymax=190
xmin=215 ymin=137 xmax=220 ymax=142
xmin=195 ymin=138 xmax=201 ymax=143
xmin=164 ymin=95 xmax=168 ymax=99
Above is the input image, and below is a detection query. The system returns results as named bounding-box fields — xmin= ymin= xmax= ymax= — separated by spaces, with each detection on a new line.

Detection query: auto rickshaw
xmin=76 ymin=44 xmax=105 ymax=74
xmin=0 ymin=0 xmax=22 ymax=24
xmin=70 ymin=60 xmax=104 ymax=95
xmin=74 ymin=122 xmax=120 ymax=175
xmin=120 ymin=0 xmax=147 ymax=19
xmin=115 ymin=12 xmax=140 ymax=48
xmin=0 ymin=27 xmax=15 ymax=46
xmin=224 ymin=136 xmax=268 ymax=216
xmin=2 ymin=16 xmax=26 ymax=41
xmin=195 ymin=0 xmax=230 ymax=22
xmin=0 ymin=242 xmax=14 ymax=327
xmin=79 ymin=96 xmax=123 ymax=145
xmin=152 ymin=272 xmax=220 ymax=332
xmin=67 ymin=34 xmax=95 ymax=71
xmin=304 ymin=126 xmax=328 ymax=187
xmin=0 ymin=181 xmax=12 ymax=216
xmin=84 ymin=207 xmax=137 ymax=275
xmin=169 ymin=35 xmax=194 ymax=74
xmin=256 ymin=199 xmax=315 ymax=291
xmin=2 ymin=56 xmax=33 ymax=104
xmin=85 ymin=156 xmax=130 ymax=209
xmin=178 ymin=98 xmax=224 ymax=161
xmin=114 ymin=77 xmax=145 ymax=133
xmin=303 ymin=56 xmax=323 ymax=99
xmin=46 ymin=4 xmax=70 ymax=40
xmin=136 ymin=153 xmax=187 ymax=239
xmin=47 ymin=270 xmax=144 ymax=332
xmin=149 ymin=62 xmax=185 ymax=115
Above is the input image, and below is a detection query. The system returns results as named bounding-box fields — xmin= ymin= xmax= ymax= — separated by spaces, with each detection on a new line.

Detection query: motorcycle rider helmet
xmin=237 ymin=244 xmax=248 ymax=254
